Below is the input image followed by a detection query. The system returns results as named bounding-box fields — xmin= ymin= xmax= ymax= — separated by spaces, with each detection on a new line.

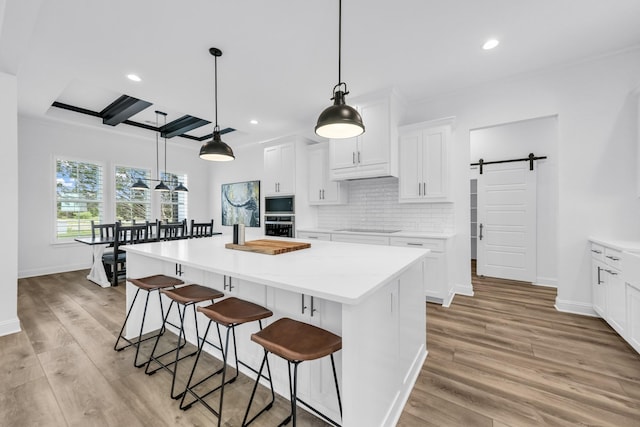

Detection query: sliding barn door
xmin=476 ymin=161 xmax=536 ymax=282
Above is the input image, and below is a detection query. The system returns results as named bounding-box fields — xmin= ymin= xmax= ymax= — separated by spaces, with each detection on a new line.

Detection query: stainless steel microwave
xmin=264 ymin=196 xmax=294 ymax=214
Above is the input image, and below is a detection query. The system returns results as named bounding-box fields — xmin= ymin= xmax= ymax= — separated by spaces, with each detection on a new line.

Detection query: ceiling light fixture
xmin=199 ymin=47 xmax=235 ymax=162
xmin=315 ymin=0 xmax=364 ymax=139
xmin=250 ymin=119 xmax=258 ymax=125
xmin=483 ymin=39 xmax=500 ymax=50
xmin=127 ymin=74 xmax=141 ymax=82
xmin=154 ymin=111 xmax=170 ymax=192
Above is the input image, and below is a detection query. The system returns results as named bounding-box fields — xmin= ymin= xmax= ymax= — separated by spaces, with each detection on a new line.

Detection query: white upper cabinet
xmin=264 ymin=141 xmax=295 ymax=196
xmin=399 ymin=118 xmax=453 ymax=203
xmin=329 ymin=90 xmax=403 ymax=180
xmin=308 ymin=142 xmax=347 ymax=205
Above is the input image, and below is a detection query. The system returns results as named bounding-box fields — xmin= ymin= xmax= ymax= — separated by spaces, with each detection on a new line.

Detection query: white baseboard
xmin=536 ymin=276 xmax=558 ymax=288
xmin=0 ymin=318 xmax=21 ymax=337
xmin=554 ymin=298 xmax=598 ymax=317
xmin=19 ymin=263 xmax=89 ymax=279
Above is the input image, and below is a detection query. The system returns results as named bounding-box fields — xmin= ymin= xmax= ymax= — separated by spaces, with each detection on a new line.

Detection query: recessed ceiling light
xmin=127 ymin=74 xmax=142 ymax=82
xmin=483 ymin=39 xmax=499 ymax=50
xmin=250 ymin=119 xmax=258 ymax=125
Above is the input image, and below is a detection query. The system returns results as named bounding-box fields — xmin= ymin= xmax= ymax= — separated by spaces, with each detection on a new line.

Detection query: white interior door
xmin=476 ymin=161 xmax=536 ymax=282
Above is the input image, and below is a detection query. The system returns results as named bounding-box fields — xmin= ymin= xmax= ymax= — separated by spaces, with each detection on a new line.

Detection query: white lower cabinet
xmin=390 ymin=236 xmax=452 ymax=305
xmin=591 ymin=258 xmax=607 ymax=318
xmin=267 ymin=287 xmax=342 ymax=422
xmin=627 ymin=283 xmax=640 ymax=353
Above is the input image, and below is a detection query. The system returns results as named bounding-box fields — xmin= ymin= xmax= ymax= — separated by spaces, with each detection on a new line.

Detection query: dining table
xmin=75 ymin=232 xmax=222 ymax=287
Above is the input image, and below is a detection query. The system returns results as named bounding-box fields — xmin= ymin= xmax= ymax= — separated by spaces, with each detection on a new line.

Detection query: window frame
xmin=54 ymin=155 xmax=105 ymax=243
xmin=114 ymin=164 xmax=152 ymax=226
xmin=159 ymin=171 xmax=188 ymax=223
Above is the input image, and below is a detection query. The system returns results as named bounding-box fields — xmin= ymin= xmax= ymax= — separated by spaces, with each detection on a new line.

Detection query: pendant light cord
xmin=163 ymin=114 xmax=167 ymax=182
xmin=214 ymin=54 xmax=219 ymax=132
xmin=155 ymin=112 xmax=160 ymax=181
xmin=338 ymin=0 xmax=342 ymax=86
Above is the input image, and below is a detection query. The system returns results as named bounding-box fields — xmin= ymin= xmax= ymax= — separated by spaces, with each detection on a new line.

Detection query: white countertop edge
xmin=124 ymin=238 xmax=430 ymax=305
xmin=588 ymin=237 xmax=640 ymax=252
xmin=297 ymin=228 xmax=455 ymax=239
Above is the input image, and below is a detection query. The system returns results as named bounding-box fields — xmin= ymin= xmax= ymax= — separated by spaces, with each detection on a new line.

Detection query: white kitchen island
xmin=124 ymin=236 xmax=428 ymax=426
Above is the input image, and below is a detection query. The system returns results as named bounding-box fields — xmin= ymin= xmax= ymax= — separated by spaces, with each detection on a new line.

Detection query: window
xmin=115 ymin=166 xmax=151 ymax=225
xmin=160 ymin=172 xmax=188 ymax=222
xmin=56 ymin=158 xmax=103 ymax=240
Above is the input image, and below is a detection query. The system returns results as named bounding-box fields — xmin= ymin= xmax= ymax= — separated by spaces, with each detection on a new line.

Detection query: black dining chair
xmin=102 ymin=223 xmax=150 ymax=286
xmin=158 ymin=219 xmax=187 ymax=241
xmin=190 ymin=219 xmax=214 ymax=238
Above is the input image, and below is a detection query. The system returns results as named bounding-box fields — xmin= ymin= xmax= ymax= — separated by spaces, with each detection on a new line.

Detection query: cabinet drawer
xmin=590 ymin=243 xmax=605 ymax=261
xmin=297 ymin=231 xmax=331 ymax=241
xmin=331 ymin=234 xmax=390 ymax=246
xmin=604 ymin=247 xmax=622 ymax=270
xmin=389 ymin=237 xmax=445 ymax=253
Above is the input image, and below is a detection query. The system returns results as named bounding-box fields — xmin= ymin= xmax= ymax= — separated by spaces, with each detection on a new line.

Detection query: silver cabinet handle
xmin=223 ymin=275 xmax=228 ymax=291
xmin=418 ymin=182 xmax=421 ymax=196
xmin=606 ymin=255 xmax=620 ymax=261
xmin=228 ymin=276 xmax=235 ymax=291
xmin=479 ymin=224 xmax=483 ymax=240
xmin=307 ymin=236 xmax=319 ymax=239
xmin=597 ymin=266 xmax=603 ymax=284
xmin=301 ymin=294 xmax=307 ymax=314
xmin=319 ymin=189 xmax=322 ymax=200
xmin=352 ymin=152 xmax=356 ymax=164
xmin=358 ymin=151 xmax=361 ymax=163
xmin=423 ymin=182 xmax=426 ymax=195
xmin=407 ymin=242 xmax=424 ymax=246
xmin=591 ymin=249 xmax=602 ymax=254
xmin=322 ymin=189 xmax=325 ymax=199
xmin=606 ymin=269 xmax=618 ymax=276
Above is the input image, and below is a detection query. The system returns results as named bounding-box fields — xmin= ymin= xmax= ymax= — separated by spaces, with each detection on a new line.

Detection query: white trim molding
xmin=554 ymin=298 xmax=598 ymax=317
xmin=0 ymin=318 xmax=21 ymax=337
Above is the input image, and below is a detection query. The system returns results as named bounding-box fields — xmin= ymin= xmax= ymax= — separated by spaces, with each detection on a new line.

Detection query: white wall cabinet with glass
xmin=308 ymin=142 xmax=347 ymax=205
xmin=264 ymin=140 xmax=296 ymax=196
xmin=329 ymin=90 xmax=403 ymax=181
xmin=398 ymin=118 xmax=453 ymax=203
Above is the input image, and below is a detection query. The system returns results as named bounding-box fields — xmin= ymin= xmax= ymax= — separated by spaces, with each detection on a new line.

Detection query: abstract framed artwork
xmin=221 ymin=180 xmax=260 ymax=227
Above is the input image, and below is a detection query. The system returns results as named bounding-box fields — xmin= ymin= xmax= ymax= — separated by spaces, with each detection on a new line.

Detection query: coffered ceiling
xmin=1 ymin=0 xmax=640 ymax=149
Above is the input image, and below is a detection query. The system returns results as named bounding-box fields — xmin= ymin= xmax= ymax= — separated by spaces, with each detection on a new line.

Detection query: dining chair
xmin=190 ymin=219 xmax=214 ymax=238
xmin=102 ymin=223 xmax=149 ymax=286
xmin=158 ymin=219 xmax=187 ymax=241
xmin=91 ymin=221 xmax=117 ymax=279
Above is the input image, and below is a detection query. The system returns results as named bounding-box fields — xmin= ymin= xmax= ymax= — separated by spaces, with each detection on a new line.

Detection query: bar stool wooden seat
xmin=243 ymin=317 xmax=342 ymax=427
xmin=145 ymin=284 xmax=225 ymax=399
xmin=114 ymin=274 xmax=184 ymax=367
xmin=180 ymin=297 xmax=274 ymax=427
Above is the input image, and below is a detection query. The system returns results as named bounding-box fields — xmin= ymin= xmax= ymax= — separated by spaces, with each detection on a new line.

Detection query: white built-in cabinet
xmin=399 ymin=118 xmax=453 ymax=203
xmin=264 ymin=140 xmax=295 ymax=196
xmin=589 ymin=239 xmax=640 ymax=354
xmin=329 ymin=90 xmax=402 ymax=180
xmin=308 ymin=142 xmax=347 ymax=205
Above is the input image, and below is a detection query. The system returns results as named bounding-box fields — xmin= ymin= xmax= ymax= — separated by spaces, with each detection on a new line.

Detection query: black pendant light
xmin=132 ymin=178 xmax=149 ymax=190
xmin=315 ymin=0 xmax=364 ymax=139
xmin=154 ymin=111 xmax=170 ymax=192
xmin=200 ymin=47 xmax=235 ymax=162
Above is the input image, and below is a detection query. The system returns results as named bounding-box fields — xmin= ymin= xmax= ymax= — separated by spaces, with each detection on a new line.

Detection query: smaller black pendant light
xmin=132 ymin=178 xmax=149 ymax=190
xmin=315 ymin=0 xmax=364 ymax=139
xmin=200 ymin=47 xmax=235 ymax=162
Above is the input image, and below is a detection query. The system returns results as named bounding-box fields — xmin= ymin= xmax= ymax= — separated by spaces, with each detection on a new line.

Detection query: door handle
xmin=352 ymin=152 xmax=356 ymax=164
xmin=597 ymin=266 xmax=602 ymax=284
xmin=423 ymin=182 xmax=426 ymax=196
xmin=310 ymin=296 xmax=317 ymax=317
xmin=418 ymin=182 xmax=421 ymax=196
xmin=479 ymin=223 xmax=483 ymax=240
xmin=358 ymin=151 xmax=361 ymax=164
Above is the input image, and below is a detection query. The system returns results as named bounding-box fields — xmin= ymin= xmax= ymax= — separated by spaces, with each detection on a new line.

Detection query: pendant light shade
xmin=200 ymin=47 xmax=235 ymax=161
xmin=173 ymin=182 xmax=189 ymax=192
xmin=132 ymin=178 xmax=149 ymax=190
xmin=315 ymin=0 xmax=364 ymax=139
xmin=315 ymin=87 xmax=364 ymax=138
xmin=154 ymin=180 xmax=170 ymax=192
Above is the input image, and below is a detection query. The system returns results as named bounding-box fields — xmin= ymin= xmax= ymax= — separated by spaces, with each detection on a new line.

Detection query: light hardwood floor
xmin=2 ymin=269 xmax=640 ymax=426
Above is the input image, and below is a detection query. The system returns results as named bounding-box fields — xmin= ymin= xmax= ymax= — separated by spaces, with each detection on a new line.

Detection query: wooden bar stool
xmin=242 ymin=317 xmax=342 ymax=427
xmin=114 ymin=274 xmax=184 ymax=367
xmin=145 ymin=284 xmax=225 ymax=399
xmin=180 ymin=297 xmax=274 ymax=427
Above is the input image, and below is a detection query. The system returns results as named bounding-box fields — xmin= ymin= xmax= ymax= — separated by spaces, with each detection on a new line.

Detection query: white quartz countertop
xmin=124 ymin=236 xmax=429 ymax=305
xmin=589 ymin=237 xmax=640 ymax=252
xmin=297 ymin=228 xmax=455 ymax=239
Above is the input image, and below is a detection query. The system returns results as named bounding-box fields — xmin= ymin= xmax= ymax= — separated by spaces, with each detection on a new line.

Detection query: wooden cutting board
xmin=225 ymin=239 xmax=311 ymax=255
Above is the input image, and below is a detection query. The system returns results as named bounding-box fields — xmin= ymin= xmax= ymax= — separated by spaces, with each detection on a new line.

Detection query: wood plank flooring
xmin=2 ymin=268 xmax=639 ymax=426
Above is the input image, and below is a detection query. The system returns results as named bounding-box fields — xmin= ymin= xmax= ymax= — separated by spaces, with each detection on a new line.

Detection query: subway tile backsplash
xmin=317 ymin=177 xmax=455 ymax=233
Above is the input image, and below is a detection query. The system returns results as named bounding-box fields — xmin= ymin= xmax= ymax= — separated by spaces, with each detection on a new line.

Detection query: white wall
xmin=470 ymin=116 xmax=559 ymax=286
xmin=0 ymin=71 xmax=20 ymax=336
xmin=18 ymin=115 xmax=212 ymax=277
xmin=407 ymin=48 xmax=640 ymax=314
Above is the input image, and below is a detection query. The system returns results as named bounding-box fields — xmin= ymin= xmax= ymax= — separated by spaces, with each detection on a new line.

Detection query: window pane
xmin=115 ymin=166 xmax=151 ymax=223
xmin=160 ymin=172 xmax=188 ymax=222
xmin=56 ymin=159 xmax=103 ymax=239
